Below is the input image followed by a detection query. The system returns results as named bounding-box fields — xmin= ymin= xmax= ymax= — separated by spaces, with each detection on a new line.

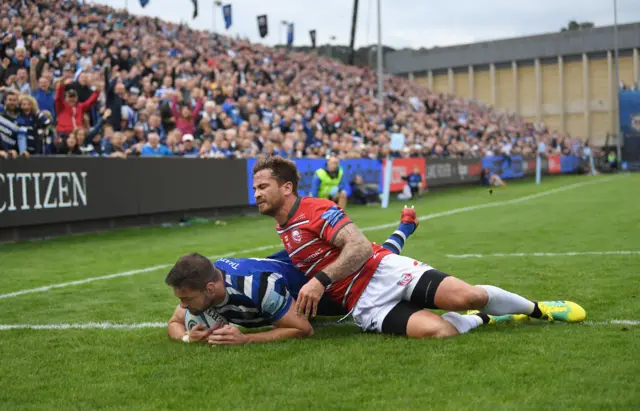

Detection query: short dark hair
xmin=252 ymin=156 xmax=300 ymax=194
xmin=165 ymin=253 xmax=221 ymax=289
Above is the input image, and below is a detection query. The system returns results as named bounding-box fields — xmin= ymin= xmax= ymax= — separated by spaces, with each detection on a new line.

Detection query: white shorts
xmin=352 ymin=254 xmax=435 ymax=333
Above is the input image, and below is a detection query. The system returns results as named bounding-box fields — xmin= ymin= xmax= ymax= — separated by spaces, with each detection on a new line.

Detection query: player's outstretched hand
xmin=207 ymin=325 xmax=248 ymax=345
xmin=188 ymin=323 xmax=214 ymax=343
xmin=296 ymin=278 xmax=325 ymax=318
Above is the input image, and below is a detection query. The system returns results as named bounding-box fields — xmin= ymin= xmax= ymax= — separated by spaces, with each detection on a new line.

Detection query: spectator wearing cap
xmin=55 ymin=78 xmax=101 ymax=135
xmin=179 ymin=133 xmax=199 ymax=158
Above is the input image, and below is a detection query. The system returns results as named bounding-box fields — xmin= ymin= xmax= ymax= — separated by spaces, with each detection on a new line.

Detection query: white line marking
xmin=447 ymin=251 xmax=640 ymax=259
xmin=0 ymin=319 xmax=638 ymax=331
xmin=587 ymin=320 xmax=640 ymax=326
xmin=363 ymin=177 xmax=615 ymax=232
xmin=0 ymin=322 xmax=167 ymax=330
xmin=0 ymin=177 xmax=615 ymax=300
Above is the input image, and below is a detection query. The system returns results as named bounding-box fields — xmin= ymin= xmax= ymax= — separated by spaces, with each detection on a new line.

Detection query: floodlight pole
xmin=613 ymin=0 xmax=622 ymax=166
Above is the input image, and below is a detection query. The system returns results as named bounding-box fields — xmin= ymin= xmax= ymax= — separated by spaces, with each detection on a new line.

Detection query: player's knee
xmin=447 ymin=286 xmax=487 ymax=310
xmin=466 ymin=286 xmax=489 ymax=309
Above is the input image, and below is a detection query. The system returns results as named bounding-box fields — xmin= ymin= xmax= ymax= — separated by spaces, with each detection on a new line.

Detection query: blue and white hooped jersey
xmin=193 ymin=257 xmax=305 ymax=328
xmin=213 ymin=256 xmax=306 ymax=298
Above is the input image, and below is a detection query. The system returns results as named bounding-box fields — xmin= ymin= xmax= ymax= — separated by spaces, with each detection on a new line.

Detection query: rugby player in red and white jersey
xmin=252 ymin=157 xmax=586 ymax=338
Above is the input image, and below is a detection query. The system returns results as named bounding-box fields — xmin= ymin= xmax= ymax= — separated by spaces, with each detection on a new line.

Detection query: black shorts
xmin=380 ymin=269 xmax=450 ymax=336
xmin=317 ymin=295 xmax=348 ymax=317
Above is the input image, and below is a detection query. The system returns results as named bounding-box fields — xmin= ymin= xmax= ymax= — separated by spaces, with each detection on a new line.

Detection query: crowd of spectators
xmin=0 ymin=0 xmax=587 ymax=162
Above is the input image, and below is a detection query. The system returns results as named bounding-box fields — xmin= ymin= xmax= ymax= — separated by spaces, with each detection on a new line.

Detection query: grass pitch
xmin=1 ymin=174 xmax=639 ymax=411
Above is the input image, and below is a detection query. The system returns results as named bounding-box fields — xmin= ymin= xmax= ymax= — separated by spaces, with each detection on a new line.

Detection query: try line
xmin=0 ymin=319 xmax=638 ymax=331
xmin=447 ymin=251 xmax=640 ymax=259
xmin=0 ymin=176 xmax=615 ymax=301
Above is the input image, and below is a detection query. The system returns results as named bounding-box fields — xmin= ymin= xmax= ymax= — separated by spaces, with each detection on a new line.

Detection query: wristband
xmin=314 ymin=271 xmax=332 ymax=288
xmin=182 ymin=333 xmax=190 ymax=343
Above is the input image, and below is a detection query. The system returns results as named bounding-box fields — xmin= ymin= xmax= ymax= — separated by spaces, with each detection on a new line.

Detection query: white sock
xmin=478 ymin=285 xmax=535 ymax=316
xmin=442 ymin=312 xmax=483 ymax=334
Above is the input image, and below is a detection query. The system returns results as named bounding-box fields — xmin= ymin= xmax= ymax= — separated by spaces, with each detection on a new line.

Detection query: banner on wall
xmin=425 ymin=157 xmax=483 ymax=187
xmin=381 ymin=157 xmax=426 ymax=192
xmin=0 ymin=157 xmax=248 ymax=228
xmin=548 ymin=155 xmax=562 ymax=174
xmin=481 ymin=155 xmax=527 ymax=179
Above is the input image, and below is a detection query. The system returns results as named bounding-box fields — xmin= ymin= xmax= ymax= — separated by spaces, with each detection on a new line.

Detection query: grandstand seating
xmin=0 ymin=0 xmax=588 ymax=160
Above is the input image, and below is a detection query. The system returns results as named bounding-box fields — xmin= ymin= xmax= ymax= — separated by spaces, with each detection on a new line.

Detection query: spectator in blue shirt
xmin=402 ymin=166 xmax=424 ymax=199
xmin=31 ymin=74 xmax=55 ymax=121
xmin=140 ymin=132 xmax=172 ymax=157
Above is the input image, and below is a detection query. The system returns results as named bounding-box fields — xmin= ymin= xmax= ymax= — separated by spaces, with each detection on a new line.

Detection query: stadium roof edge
xmin=385 ymin=22 xmax=640 ymax=74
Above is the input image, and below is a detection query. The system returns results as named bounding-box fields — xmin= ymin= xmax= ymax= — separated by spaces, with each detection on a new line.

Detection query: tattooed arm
xmin=322 ymin=223 xmax=373 ymax=283
xmin=294 ymin=222 xmax=373 ymax=318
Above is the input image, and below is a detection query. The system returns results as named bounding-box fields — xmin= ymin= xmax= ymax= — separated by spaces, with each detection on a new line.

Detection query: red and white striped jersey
xmin=276 ymin=197 xmax=391 ymax=310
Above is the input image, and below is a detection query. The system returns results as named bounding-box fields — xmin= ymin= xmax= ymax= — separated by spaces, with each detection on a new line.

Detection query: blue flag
xmin=287 ymin=23 xmax=294 ymax=46
xmin=139 ymin=0 xmax=149 ymax=7
xmin=222 ymin=4 xmax=232 ymax=29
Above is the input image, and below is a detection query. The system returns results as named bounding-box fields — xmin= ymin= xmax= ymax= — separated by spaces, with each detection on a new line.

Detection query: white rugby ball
xmin=184 ymin=309 xmax=225 ymax=332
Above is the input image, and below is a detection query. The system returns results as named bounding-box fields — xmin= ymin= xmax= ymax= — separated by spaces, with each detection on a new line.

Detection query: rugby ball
xmin=184 ymin=309 xmax=226 ymax=332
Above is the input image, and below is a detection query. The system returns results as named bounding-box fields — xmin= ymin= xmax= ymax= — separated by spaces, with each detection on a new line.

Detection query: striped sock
xmin=382 ymin=222 xmax=417 ymax=255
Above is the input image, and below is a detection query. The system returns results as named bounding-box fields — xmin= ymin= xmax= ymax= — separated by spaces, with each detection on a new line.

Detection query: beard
xmin=257 ymin=196 xmax=284 ymax=217
xmin=188 ymin=294 xmax=215 ymax=316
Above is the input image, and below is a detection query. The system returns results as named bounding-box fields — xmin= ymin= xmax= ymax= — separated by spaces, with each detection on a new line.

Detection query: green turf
xmin=1 ymin=173 xmax=639 ymax=410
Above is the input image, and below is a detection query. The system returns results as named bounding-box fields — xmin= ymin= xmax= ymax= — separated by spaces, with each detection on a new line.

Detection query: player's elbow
xmin=357 ymin=240 xmax=374 ymax=261
xmin=300 ymin=324 xmax=314 ymax=338
xmin=294 ymin=323 xmax=314 ymax=339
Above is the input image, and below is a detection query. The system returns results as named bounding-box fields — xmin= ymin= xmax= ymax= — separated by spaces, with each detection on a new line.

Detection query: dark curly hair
xmin=252 ymin=156 xmax=301 ymax=195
